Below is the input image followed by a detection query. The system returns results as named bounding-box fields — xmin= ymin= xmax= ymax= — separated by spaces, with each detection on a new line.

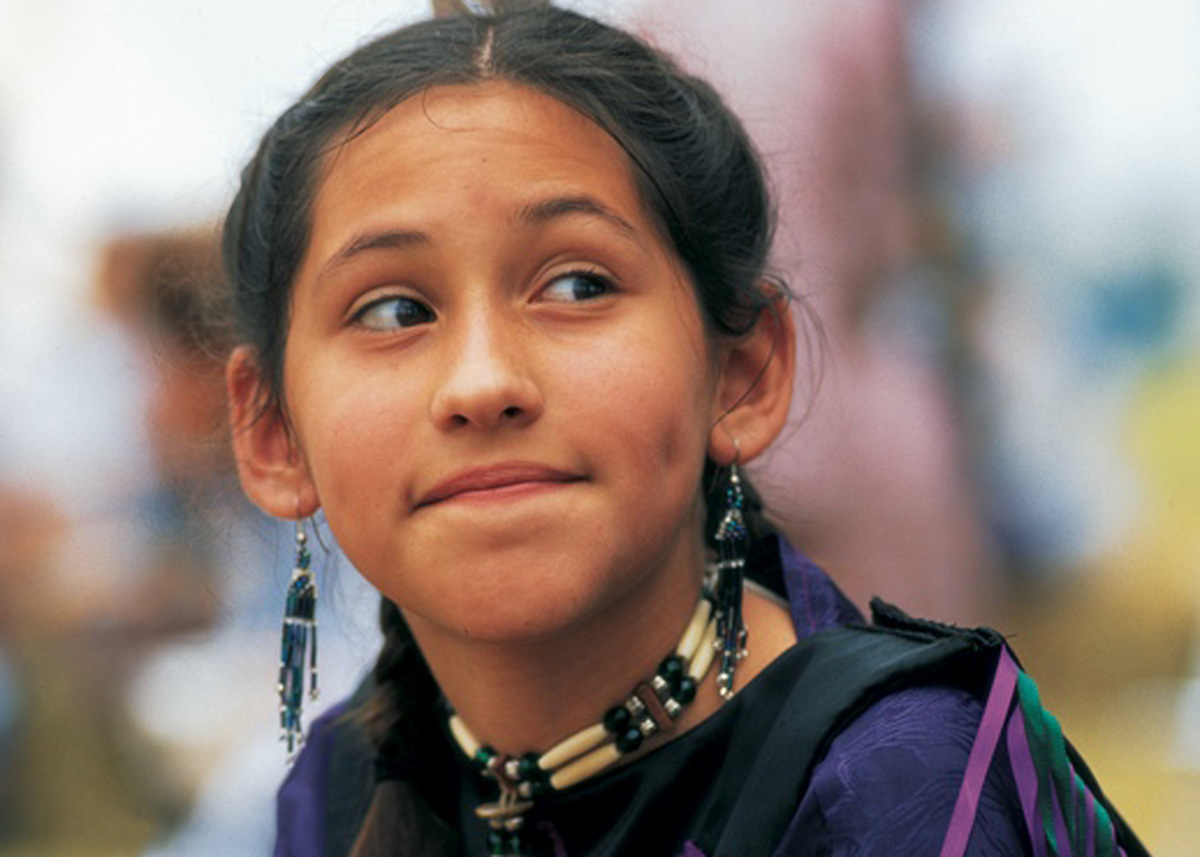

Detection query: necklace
xmin=447 ymin=593 xmax=720 ymax=857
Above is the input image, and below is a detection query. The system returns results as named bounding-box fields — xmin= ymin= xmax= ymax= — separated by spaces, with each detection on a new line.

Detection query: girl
xmin=223 ymin=3 xmax=1148 ymax=855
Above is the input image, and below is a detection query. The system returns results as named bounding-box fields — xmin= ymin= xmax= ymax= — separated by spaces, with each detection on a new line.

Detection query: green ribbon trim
xmin=1016 ymin=667 xmax=1123 ymax=857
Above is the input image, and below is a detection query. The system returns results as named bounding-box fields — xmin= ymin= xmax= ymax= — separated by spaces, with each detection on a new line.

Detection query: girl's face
xmin=271 ymin=83 xmax=735 ymax=641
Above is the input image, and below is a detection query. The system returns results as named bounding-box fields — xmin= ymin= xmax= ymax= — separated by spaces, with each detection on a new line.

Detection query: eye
xmin=353 ymin=295 xmax=436 ymax=331
xmin=540 ymin=270 xmax=615 ymax=303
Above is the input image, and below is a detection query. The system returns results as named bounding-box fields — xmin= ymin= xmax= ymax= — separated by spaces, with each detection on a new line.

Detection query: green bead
xmin=517 ymin=752 xmax=542 ymax=780
xmin=474 ymin=746 xmax=496 ymax=769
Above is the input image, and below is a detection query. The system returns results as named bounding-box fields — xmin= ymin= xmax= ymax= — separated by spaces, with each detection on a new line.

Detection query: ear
xmin=226 ymin=346 xmax=320 ymax=519
xmin=708 ymin=290 xmax=797 ymax=466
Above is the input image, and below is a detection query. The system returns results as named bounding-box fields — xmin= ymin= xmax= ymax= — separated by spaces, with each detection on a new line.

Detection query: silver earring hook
xmin=294 ymin=495 xmax=331 ymax=554
xmin=310 ymin=512 xmax=332 ymax=555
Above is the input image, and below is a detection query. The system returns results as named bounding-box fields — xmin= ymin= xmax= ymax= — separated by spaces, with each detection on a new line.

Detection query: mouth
xmin=417 ymin=462 xmax=584 ymax=508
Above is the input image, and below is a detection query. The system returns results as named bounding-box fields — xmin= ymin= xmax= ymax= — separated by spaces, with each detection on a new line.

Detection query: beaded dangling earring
xmin=279 ymin=517 xmax=319 ymax=758
xmin=713 ymin=458 xmax=749 ymax=700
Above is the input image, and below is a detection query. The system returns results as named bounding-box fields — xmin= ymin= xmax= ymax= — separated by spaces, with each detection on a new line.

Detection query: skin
xmin=229 ymin=82 xmax=798 ymax=752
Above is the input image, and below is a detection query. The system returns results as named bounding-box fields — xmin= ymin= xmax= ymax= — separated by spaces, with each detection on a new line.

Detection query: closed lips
xmin=417 ymin=464 xmax=583 ymax=507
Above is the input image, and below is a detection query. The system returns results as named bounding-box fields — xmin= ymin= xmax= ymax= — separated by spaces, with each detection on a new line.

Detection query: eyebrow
xmin=515 ymin=194 xmax=639 ymax=239
xmin=318 ymin=194 xmax=640 ymax=279
xmin=319 ymin=228 xmax=430 ymax=279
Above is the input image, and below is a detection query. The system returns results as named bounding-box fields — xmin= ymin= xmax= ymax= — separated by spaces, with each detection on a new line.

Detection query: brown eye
xmin=355 ymin=296 xmax=436 ymax=330
xmin=541 ymin=271 xmax=614 ymax=303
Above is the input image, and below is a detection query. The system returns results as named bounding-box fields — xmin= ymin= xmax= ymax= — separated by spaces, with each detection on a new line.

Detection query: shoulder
xmin=709 ymin=603 xmax=1020 ymax=856
xmin=801 ymin=685 xmax=987 ymax=825
xmin=774 ymin=683 xmax=1027 ymax=856
xmin=753 ymin=587 xmax=1031 ymax=856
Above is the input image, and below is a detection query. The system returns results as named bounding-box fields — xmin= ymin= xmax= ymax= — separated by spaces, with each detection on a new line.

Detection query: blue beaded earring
xmin=279 ymin=517 xmax=319 ymax=757
xmin=713 ymin=458 xmax=749 ymax=699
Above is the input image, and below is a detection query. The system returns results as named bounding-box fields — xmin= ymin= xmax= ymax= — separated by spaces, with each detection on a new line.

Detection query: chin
xmin=477 ymin=584 xmax=607 ymax=642
xmin=409 ymin=559 xmax=623 ymax=644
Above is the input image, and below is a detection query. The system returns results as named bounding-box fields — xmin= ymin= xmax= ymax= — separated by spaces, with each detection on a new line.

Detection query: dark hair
xmin=223 ymin=5 xmax=783 ymax=853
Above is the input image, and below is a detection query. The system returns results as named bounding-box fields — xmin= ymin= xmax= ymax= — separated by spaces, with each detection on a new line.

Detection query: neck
xmin=405 ymin=545 xmax=716 ymax=755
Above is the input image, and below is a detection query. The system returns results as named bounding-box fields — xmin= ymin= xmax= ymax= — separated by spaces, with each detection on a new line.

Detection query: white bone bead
xmin=676 ymin=598 xmax=713 ymax=661
xmin=475 ymin=799 xmax=535 ymax=820
xmin=688 ymin=619 xmax=718 ymax=682
xmin=449 ymin=714 xmax=481 ymax=759
xmin=539 ymin=722 xmax=609 ymax=771
xmin=549 ymin=742 xmax=622 ymax=790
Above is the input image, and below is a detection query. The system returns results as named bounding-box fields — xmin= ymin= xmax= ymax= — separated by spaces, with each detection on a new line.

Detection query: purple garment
xmin=773 ymin=686 xmax=1027 ymax=855
xmin=275 ymin=702 xmax=347 ymax=857
xmin=277 ymin=539 xmax=1032 ymax=856
xmin=770 ymin=540 xmax=1028 ymax=855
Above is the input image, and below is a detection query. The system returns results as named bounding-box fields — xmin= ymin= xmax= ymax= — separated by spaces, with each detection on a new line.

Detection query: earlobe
xmin=708 ymin=292 xmax=797 ymax=466
xmin=226 ymin=346 xmax=319 ymax=519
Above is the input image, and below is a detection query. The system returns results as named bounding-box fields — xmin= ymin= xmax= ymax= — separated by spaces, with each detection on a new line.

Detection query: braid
xmin=351 ymin=599 xmax=458 ymax=856
xmin=365 ymin=598 xmax=441 ymax=759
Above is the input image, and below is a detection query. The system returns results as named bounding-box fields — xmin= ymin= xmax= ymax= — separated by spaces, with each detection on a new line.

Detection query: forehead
xmin=306 ymin=82 xmax=652 ymax=246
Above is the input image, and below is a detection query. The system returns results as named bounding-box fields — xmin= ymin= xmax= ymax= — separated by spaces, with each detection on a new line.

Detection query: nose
xmin=429 ymin=310 xmax=544 ymax=431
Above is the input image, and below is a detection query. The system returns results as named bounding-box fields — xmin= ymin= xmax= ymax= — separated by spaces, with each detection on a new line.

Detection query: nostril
xmin=502 ymin=406 xmax=522 ymax=419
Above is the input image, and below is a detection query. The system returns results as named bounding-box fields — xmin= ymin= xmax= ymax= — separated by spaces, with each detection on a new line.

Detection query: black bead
xmin=659 ymin=655 xmax=685 ymax=683
xmin=517 ymin=752 xmax=543 ymax=780
xmin=523 ymin=777 xmax=550 ymax=798
xmin=603 ymin=704 xmax=631 ymax=733
xmin=615 ymin=726 xmax=644 ymax=753
xmin=676 ymin=676 xmax=697 ymax=704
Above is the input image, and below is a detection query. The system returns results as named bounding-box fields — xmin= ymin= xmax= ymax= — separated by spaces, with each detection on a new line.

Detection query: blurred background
xmin=0 ymin=0 xmax=1195 ymax=854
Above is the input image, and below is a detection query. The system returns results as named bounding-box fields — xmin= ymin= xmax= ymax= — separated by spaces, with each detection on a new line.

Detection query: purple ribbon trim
xmin=1050 ymin=779 xmax=1071 ymax=856
xmin=1006 ymin=681 xmax=1047 ymax=857
xmin=939 ymin=647 xmax=1020 ymax=857
xmin=679 ymin=842 xmax=708 ymax=857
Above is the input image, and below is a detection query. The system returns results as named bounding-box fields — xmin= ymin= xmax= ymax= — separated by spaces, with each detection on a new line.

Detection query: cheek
xmin=613 ymin=378 xmax=698 ymax=469
xmin=569 ymin=343 xmax=711 ymax=573
xmin=286 ymin=361 xmax=423 ymax=547
xmin=569 ymin=322 xmax=714 ymax=479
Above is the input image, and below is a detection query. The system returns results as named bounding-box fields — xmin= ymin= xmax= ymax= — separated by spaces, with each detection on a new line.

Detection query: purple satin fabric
xmin=780 ymin=540 xmax=866 ymax=635
xmin=771 ymin=685 xmax=1028 ymax=855
xmin=275 ymin=702 xmax=347 ymax=857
